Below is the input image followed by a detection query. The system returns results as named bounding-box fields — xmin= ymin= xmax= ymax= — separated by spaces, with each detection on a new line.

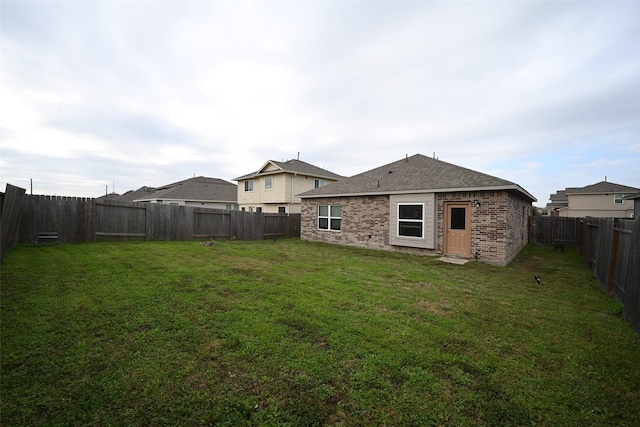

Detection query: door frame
xmin=444 ymin=201 xmax=472 ymax=257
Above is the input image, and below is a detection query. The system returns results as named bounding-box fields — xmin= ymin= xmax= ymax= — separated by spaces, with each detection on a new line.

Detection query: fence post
xmin=1 ymin=184 xmax=26 ymax=262
xmin=606 ymin=228 xmax=620 ymax=294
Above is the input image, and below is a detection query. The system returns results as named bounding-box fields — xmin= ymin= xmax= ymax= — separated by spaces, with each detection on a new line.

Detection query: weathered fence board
xmin=193 ymin=210 xmax=232 ymax=239
xmin=623 ymin=218 xmax=640 ymax=334
xmin=593 ymin=218 xmax=614 ymax=286
xmin=530 ymin=216 xmax=581 ymax=246
xmin=12 ymin=196 xmax=301 ymax=245
xmin=1 ymin=184 xmax=26 ymax=262
xmin=96 ymin=202 xmax=146 ymax=240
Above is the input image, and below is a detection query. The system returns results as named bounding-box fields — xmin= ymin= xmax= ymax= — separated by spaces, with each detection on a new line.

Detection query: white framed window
xmin=614 ymin=194 xmax=624 ymax=204
xmin=318 ymin=205 xmax=341 ymax=231
xmin=397 ymin=203 xmax=424 ymax=238
xmin=314 ymin=179 xmax=325 ymax=188
xmin=278 ymin=206 xmax=286 ymax=214
xmin=265 ymin=177 xmax=273 ymax=190
xmin=244 ymin=180 xmax=254 ymax=192
xmin=256 ymin=207 xmax=262 ymax=213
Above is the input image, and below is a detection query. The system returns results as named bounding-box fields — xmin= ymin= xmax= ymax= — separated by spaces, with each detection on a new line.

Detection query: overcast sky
xmin=1 ymin=1 xmax=639 ymax=206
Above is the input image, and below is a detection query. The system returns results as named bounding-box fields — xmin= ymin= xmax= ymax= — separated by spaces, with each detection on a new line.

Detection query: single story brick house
xmin=298 ymin=154 xmax=536 ymax=266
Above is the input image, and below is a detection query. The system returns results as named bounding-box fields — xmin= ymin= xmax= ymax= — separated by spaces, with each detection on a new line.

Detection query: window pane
xmin=330 ymin=205 xmax=341 ymax=217
xmin=451 ymin=207 xmax=466 ymax=230
xmin=330 ymin=219 xmax=341 ymax=230
xmin=399 ymin=221 xmax=422 ymax=237
xmin=318 ymin=205 xmax=328 ymax=216
xmin=319 ymin=218 xmax=328 ymax=229
xmin=265 ymin=177 xmax=272 ymax=189
xmin=399 ymin=205 xmax=423 ymax=220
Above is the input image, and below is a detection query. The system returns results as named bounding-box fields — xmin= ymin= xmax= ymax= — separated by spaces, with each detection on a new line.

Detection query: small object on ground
xmin=36 ymin=232 xmax=60 ymax=245
xmin=553 ymin=241 xmax=564 ymax=252
xmin=438 ymin=257 xmax=468 ymax=265
xmin=534 ymin=275 xmax=541 ymax=285
xmin=201 ymin=239 xmax=216 ymax=246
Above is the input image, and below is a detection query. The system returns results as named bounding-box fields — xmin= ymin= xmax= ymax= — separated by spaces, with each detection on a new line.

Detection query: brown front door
xmin=445 ymin=202 xmax=471 ymax=257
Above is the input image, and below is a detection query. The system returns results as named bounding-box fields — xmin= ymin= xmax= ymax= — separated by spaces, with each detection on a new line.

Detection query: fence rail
xmin=531 ymin=215 xmax=640 ymax=335
xmin=4 ymin=193 xmax=300 ymax=249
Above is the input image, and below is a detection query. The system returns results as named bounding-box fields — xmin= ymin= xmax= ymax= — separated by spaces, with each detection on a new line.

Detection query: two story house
xmin=546 ymin=181 xmax=639 ymax=218
xmin=234 ymin=159 xmax=344 ymax=214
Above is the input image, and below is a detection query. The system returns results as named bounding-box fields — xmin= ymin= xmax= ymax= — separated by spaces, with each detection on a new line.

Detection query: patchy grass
xmin=1 ymin=240 xmax=639 ymax=426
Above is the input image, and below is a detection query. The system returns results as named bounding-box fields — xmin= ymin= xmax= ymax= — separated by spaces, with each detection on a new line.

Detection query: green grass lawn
xmin=2 ymin=239 xmax=639 ymax=426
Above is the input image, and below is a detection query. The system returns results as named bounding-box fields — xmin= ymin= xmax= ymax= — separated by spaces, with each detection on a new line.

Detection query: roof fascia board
xmin=244 ymin=170 xmax=340 ymax=180
xmin=300 ymin=185 xmax=536 ymax=202
xmin=258 ymin=160 xmax=283 ymax=174
xmin=568 ymin=191 xmax=636 ymax=196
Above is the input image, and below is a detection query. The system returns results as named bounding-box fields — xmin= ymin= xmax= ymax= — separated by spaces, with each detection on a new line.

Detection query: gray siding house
xmin=546 ymin=181 xmax=639 ymax=218
xmin=298 ymin=154 xmax=536 ymax=266
xmin=624 ymin=192 xmax=640 ymax=218
xmin=132 ymin=176 xmax=238 ymax=210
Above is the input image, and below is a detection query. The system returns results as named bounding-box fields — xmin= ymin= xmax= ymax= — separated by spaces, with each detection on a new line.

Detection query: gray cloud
xmin=1 ymin=1 xmax=639 ymax=202
xmin=47 ymin=110 xmax=197 ymax=146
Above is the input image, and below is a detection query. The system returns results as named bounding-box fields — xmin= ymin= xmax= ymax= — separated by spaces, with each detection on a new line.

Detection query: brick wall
xmin=303 ymin=191 xmax=531 ymax=265
xmin=505 ymin=193 xmax=531 ymax=265
xmin=301 ymin=196 xmax=390 ymax=250
xmin=436 ymin=191 xmax=530 ymax=266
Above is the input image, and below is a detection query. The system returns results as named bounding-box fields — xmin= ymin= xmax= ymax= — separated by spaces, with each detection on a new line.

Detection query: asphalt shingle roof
xmin=116 ymin=186 xmax=157 ymax=202
xmin=234 ymin=159 xmax=344 ymax=181
xmin=134 ymin=177 xmax=237 ymax=202
xmin=565 ymin=181 xmax=639 ymax=195
xmin=299 ymin=154 xmax=536 ymax=201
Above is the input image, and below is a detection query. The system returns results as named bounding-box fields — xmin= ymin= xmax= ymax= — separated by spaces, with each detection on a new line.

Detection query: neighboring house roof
xmin=549 ymin=190 xmax=568 ymax=202
xmin=565 ymin=181 xmax=640 ymax=195
xmin=96 ymin=193 xmax=124 ymax=201
xmin=117 ymin=186 xmax=157 ymax=202
xmin=133 ymin=177 xmax=237 ymax=203
xmin=623 ymin=192 xmax=640 ymax=200
xmin=546 ymin=190 xmax=569 ymax=210
xmin=233 ymin=159 xmax=345 ymax=181
xmin=298 ymin=154 xmax=536 ymax=202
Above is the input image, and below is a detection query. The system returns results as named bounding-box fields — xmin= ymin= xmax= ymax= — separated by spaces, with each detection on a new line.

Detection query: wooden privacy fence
xmin=10 ymin=194 xmax=301 ymax=246
xmin=0 ymin=184 xmax=27 ymax=263
xmin=531 ymin=216 xmax=640 ymax=335
xmin=530 ymin=216 xmax=581 ymax=246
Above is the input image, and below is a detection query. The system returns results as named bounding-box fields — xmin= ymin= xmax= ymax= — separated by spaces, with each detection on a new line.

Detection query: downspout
xmin=291 ymin=173 xmax=297 ymax=213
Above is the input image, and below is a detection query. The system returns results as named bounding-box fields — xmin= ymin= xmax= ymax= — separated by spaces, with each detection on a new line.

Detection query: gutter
xmin=298 ymin=184 xmax=537 ymax=202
